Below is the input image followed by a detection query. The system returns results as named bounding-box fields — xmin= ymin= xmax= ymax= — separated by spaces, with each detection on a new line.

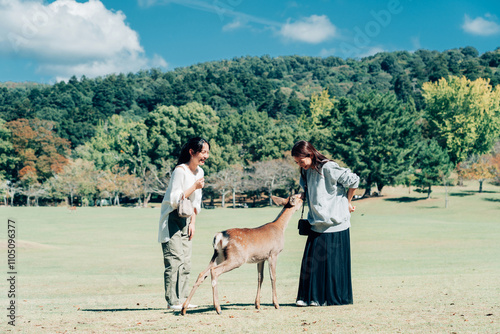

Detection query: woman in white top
xmin=158 ymin=137 xmax=209 ymax=310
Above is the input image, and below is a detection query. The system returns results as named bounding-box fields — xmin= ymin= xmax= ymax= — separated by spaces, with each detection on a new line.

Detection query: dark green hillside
xmin=1 ymin=47 xmax=499 ymax=147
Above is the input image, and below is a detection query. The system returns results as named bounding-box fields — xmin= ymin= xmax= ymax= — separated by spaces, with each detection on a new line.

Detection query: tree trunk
xmin=443 ymin=175 xmax=448 ymax=208
xmin=479 ymin=180 xmax=483 ymax=193
xmin=143 ymin=193 xmax=151 ymax=208
xmin=232 ymin=189 xmax=236 ymax=208
xmin=221 ymin=193 xmax=226 ymax=208
xmin=427 ymin=185 xmax=432 ymax=199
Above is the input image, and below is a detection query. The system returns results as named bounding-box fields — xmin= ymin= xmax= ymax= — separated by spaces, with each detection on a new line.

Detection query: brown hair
xmin=291 ymin=140 xmax=330 ymax=173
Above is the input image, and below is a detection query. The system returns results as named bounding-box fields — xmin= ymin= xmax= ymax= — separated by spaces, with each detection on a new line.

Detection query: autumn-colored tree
xmin=49 ymin=159 xmax=98 ymax=205
xmin=18 ymin=165 xmax=44 ymax=206
xmin=459 ymin=154 xmax=498 ymax=192
xmin=6 ymin=118 xmax=71 ymax=182
xmin=422 ymin=76 xmax=500 ymax=165
xmin=96 ymin=166 xmax=142 ymax=206
xmin=299 ymin=89 xmax=336 ymax=152
xmin=308 ymin=89 xmax=336 ymax=128
xmin=491 ymin=153 xmax=500 ymax=186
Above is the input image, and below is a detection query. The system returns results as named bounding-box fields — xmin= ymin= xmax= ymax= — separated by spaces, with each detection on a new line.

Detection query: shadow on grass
xmin=80 ymin=308 xmax=164 ymax=312
xmin=384 ymin=197 xmax=427 ymax=203
xmin=484 ymin=197 xmax=500 ymax=203
xmin=450 ymin=192 xmax=475 ymax=197
xmin=452 ymin=190 xmax=499 ymax=197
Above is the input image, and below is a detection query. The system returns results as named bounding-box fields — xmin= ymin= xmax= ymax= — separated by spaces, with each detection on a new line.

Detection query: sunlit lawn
xmin=1 ymin=181 xmax=499 ymax=333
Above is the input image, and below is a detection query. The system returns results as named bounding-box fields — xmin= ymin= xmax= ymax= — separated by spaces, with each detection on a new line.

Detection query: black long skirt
xmin=296 ymin=228 xmax=352 ymax=306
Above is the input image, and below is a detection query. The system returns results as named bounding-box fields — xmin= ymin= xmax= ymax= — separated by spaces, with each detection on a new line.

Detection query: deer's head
xmin=271 ymin=194 xmax=303 ymax=209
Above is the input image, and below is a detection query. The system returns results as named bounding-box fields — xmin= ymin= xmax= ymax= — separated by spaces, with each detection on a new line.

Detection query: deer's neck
xmin=272 ymin=208 xmax=295 ymax=231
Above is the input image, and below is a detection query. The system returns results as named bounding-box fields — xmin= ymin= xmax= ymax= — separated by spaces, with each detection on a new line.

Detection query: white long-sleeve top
xmin=158 ymin=164 xmax=204 ymax=243
xmin=301 ymin=161 xmax=359 ymax=233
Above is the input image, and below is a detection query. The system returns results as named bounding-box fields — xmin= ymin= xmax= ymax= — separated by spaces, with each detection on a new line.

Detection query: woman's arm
xmin=183 ymin=177 xmax=204 ymax=199
xmin=347 ymin=188 xmax=356 ymax=213
xmin=188 ymin=212 xmax=196 ymax=240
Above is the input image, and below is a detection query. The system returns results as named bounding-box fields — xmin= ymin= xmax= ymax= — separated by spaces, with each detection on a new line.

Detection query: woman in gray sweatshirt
xmin=292 ymin=140 xmax=360 ymax=306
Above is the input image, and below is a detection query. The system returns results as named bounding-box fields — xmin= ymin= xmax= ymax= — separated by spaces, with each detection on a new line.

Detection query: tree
xmin=422 ymin=76 xmax=500 ymax=166
xmin=491 ymin=151 xmax=500 ymax=186
xmin=6 ymin=118 xmax=71 ymax=182
xmin=331 ymin=93 xmax=422 ymax=196
xmin=207 ymin=166 xmax=244 ymax=208
xmin=49 ymin=159 xmax=97 ymax=206
xmin=207 ymin=169 xmax=232 ymax=208
xmin=0 ymin=119 xmax=18 ymax=179
xmin=145 ymin=102 xmax=219 ymax=168
xmin=414 ymin=139 xmax=453 ymax=198
xmin=458 ymin=154 xmax=497 ymax=192
xmin=301 ymin=89 xmax=335 ymax=130
xmin=248 ymin=159 xmax=296 ymax=206
xmin=18 ymin=165 xmax=42 ymax=206
xmin=96 ymin=166 xmax=136 ymax=206
xmin=246 ymin=124 xmax=295 ymax=162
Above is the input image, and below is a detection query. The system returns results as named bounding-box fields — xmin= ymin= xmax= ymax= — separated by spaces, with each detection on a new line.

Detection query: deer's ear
xmin=271 ymin=196 xmax=287 ymax=206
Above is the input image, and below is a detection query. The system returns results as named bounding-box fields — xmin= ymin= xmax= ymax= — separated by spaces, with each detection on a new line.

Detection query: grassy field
xmin=1 ymin=181 xmax=499 ymax=333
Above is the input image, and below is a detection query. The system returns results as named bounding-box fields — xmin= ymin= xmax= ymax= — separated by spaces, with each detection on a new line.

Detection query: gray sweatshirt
xmin=301 ymin=161 xmax=360 ymax=233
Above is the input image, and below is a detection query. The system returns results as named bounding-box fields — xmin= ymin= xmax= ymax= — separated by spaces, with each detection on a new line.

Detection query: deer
xmin=181 ymin=193 xmax=303 ymax=315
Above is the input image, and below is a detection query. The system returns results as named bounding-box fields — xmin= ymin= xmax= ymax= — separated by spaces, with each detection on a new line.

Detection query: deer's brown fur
xmin=181 ymin=194 xmax=303 ymax=315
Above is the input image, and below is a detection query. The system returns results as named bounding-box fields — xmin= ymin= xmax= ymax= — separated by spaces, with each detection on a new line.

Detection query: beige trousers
xmin=161 ymin=211 xmax=192 ymax=306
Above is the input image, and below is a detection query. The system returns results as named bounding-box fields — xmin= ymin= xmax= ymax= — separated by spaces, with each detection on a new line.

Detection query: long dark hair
xmin=177 ymin=137 xmax=210 ymax=166
xmin=291 ymin=140 xmax=330 ymax=173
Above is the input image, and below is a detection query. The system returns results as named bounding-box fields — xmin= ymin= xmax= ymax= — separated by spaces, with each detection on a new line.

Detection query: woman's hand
xmin=194 ymin=177 xmax=205 ymax=190
xmin=188 ymin=223 xmax=195 ymax=240
xmin=348 ymin=202 xmax=356 ymax=213
xmin=188 ymin=214 xmax=196 ymax=240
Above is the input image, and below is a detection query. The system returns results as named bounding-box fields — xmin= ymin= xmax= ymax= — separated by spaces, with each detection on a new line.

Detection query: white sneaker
xmin=296 ymin=300 xmax=308 ymax=307
xmin=168 ymin=304 xmax=182 ymax=310
xmin=309 ymin=301 xmax=320 ymax=306
xmin=187 ymin=304 xmax=198 ymax=309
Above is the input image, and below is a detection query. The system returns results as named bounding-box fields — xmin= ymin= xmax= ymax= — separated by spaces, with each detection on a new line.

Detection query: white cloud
xmin=357 ymin=46 xmax=385 ymax=58
xmin=222 ymin=18 xmax=245 ymax=32
xmin=410 ymin=36 xmax=421 ymax=50
xmin=319 ymin=48 xmax=336 ymax=57
xmin=280 ymin=15 xmax=337 ymax=44
xmin=462 ymin=14 xmax=500 ymax=36
xmin=0 ymin=0 xmax=167 ymax=80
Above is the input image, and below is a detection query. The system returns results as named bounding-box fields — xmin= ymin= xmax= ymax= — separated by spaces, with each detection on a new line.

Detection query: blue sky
xmin=0 ymin=0 xmax=499 ymax=83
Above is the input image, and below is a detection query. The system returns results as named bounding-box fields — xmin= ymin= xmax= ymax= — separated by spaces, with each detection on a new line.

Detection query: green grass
xmin=1 ymin=181 xmax=499 ymax=333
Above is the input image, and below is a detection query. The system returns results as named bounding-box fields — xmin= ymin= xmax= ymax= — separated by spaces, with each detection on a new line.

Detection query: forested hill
xmin=1 ymin=46 xmax=500 ymax=147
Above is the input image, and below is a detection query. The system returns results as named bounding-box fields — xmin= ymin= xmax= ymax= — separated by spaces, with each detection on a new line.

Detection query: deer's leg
xmin=210 ymin=260 xmax=243 ymax=315
xmin=255 ymin=261 xmax=265 ymax=309
xmin=268 ymin=255 xmax=279 ymax=309
xmin=181 ymin=251 xmax=217 ymax=315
